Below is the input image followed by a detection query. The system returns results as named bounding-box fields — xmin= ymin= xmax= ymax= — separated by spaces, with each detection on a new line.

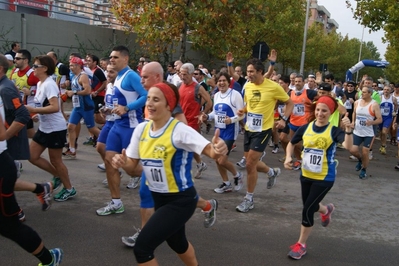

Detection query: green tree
xmin=352 ymin=0 xmax=399 ymax=80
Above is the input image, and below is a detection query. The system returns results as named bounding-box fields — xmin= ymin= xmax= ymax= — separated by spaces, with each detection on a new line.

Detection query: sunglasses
xmin=32 ymin=64 xmax=45 ymax=69
xmin=14 ymin=57 xmax=26 ymax=61
xmin=109 ymin=56 xmax=119 ymax=59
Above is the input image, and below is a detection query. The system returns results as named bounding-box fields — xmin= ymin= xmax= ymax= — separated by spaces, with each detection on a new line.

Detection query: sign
xmin=252 ymin=41 xmax=269 ymax=62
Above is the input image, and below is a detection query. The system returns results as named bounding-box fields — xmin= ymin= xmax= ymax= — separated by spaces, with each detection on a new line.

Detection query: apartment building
xmin=308 ymin=0 xmax=339 ymax=33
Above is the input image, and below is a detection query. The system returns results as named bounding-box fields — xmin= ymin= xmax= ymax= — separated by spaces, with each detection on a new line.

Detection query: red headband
xmin=317 ymin=96 xmax=336 ymax=114
xmin=153 ymin=82 xmax=177 ymax=111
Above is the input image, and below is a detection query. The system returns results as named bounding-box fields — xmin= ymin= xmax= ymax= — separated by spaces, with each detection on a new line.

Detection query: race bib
xmin=293 ymin=104 xmax=305 ymax=116
xmin=142 ymin=159 xmax=169 ymax=193
xmin=72 ymin=94 xmax=80 ymax=108
xmin=302 ymin=148 xmax=323 ymax=173
xmin=215 ymin=111 xmax=226 ymax=129
xmin=382 ymin=107 xmax=390 ymax=116
xmin=278 ymin=104 xmax=285 ymax=116
xmin=356 ymin=115 xmax=367 ymax=127
xmin=247 ymin=112 xmax=263 ymax=132
xmin=344 ymin=100 xmax=352 ymax=110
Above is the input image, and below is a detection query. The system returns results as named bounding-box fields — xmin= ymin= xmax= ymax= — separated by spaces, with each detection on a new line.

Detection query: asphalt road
xmin=1 ymin=122 xmax=399 ymax=266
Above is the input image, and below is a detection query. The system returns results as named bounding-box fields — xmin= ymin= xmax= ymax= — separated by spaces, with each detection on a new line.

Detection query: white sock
xmin=112 ymin=199 xmax=122 ymax=206
xmin=69 ymin=147 xmax=76 ymax=153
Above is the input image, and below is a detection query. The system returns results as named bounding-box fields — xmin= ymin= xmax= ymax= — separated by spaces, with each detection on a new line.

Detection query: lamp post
xmin=299 ymin=0 xmax=311 ymax=75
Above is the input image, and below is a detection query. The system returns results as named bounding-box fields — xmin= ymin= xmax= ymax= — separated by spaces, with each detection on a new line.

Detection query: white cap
xmin=5 ymin=54 xmax=13 ymax=61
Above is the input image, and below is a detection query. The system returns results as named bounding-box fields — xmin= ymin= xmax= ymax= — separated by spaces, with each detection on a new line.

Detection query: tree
xmin=352 ymin=0 xmax=399 ymax=81
xmin=110 ymin=0 xmax=306 ymax=65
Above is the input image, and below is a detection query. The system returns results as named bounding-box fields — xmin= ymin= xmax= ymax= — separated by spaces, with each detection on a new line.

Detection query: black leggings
xmin=0 ymin=151 xmax=42 ymax=253
xmin=134 ymin=186 xmax=198 ymax=264
xmin=300 ymin=176 xmax=333 ymax=227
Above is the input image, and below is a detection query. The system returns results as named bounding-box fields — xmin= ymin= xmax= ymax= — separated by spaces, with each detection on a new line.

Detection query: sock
xmin=35 ymin=247 xmax=53 ymax=265
xmin=67 ymin=187 xmax=74 ymax=192
xmin=245 ymin=192 xmax=253 ymax=201
xmin=202 ymin=201 xmax=211 ymax=212
xmin=234 ymin=172 xmax=240 ymax=178
xmin=33 ymin=184 xmax=44 ymax=194
xmin=298 ymin=242 xmax=306 ymax=248
xmin=267 ymin=168 xmax=275 ymax=177
xmin=112 ymin=198 xmax=122 ymax=206
xmin=69 ymin=147 xmax=76 ymax=153
xmin=224 ymin=181 xmax=231 ymax=186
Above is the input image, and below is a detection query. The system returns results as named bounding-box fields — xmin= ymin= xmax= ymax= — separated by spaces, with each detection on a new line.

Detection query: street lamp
xmin=299 ymin=0 xmax=311 ymax=75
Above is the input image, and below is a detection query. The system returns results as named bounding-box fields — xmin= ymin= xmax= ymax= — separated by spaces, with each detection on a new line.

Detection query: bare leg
xmin=176 ymin=242 xmax=198 ymax=266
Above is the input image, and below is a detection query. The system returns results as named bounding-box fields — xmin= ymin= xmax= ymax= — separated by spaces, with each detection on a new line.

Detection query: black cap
xmin=318 ymin=82 xmax=332 ymax=91
xmin=347 ymin=80 xmax=356 ymax=86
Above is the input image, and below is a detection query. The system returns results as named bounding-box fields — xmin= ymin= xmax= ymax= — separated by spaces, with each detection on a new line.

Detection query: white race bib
xmin=142 ymin=159 xmax=169 ymax=193
xmin=247 ymin=112 xmax=263 ymax=132
xmin=72 ymin=94 xmax=80 ymax=108
xmin=356 ymin=115 xmax=367 ymax=127
xmin=302 ymin=148 xmax=323 ymax=173
xmin=215 ymin=111 xmax=226 ymax=129
xmin=293 ymin=104 xmax=305 ymax=116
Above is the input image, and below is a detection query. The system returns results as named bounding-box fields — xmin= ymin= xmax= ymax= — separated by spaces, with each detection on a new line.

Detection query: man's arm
xmin=263 ymin=49 xmax=277 ymax=79
xmin=226 ymin=52 xmax=240 ymax=81
xmin=78 ymin=74 xmax=92 ymax=95
xmin=198 ymin=86 xmax=212 ymax=114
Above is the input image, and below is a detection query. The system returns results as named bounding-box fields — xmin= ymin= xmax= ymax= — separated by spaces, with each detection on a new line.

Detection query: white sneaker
xmin=194 ymin=162 xmax=207 ymax=179
xmin=236 ymin=157 xmax=246 ymax=168
xmin=127 ymin=177 xmax=141 ymax=189
xmin=97 ymin=163 xmax=106 ymax=171
xmin=369 ymin=151 xmax=373 ymax=160
xmin=349 ymin=155 xmax=357 ymax=160
xmin=233 ymin=172 xmax=243 ymax=191
xmin=214 ymin=183 xmax=233 ymax=193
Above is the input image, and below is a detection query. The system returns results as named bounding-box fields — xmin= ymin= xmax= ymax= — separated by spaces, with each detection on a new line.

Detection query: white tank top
xmin=353 ymin=100 xmax=375 ymax=137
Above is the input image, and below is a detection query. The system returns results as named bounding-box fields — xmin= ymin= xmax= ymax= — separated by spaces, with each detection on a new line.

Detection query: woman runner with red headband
xmin=111 ymin=82 xmax=227 ymax=265
xmin=284 ymin=95 xmax=353 ymax=260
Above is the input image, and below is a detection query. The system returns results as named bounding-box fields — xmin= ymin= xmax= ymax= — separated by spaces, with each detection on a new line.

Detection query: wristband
xmin=281 ymin=115 xmax=288 ymax=121
xmin=270 ymin=61 xmax=276 ymax=66
xmin=230 ymin=116 xmax=239 ymax=123
xmin=227 ymin=62 xmax=232 ymax=67
xmin=345 ymin=131 xmax=353 ymax=135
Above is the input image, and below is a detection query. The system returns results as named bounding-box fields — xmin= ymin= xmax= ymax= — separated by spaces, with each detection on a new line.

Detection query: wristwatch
xmin=281 ymin=115 xmax=288 ymax=121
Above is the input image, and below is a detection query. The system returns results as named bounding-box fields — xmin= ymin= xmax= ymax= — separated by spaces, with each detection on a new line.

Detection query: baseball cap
xmin=5 ymin=54 xmax=13 ymax=61
xmin=347 ymin=80 xmax=356 ymax=86
xmin=69 ymin=57 xmax=83 ymax=67
xmin=318 ymin=83 xmax=332 ymax=91
xmin=200 ymin=68 xmax=211 ymax=78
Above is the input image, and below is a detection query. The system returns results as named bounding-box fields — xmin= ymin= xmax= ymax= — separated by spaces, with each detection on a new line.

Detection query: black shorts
xmin=32 ymin=129 xmax=67 ymax=149
xmin=277 ymin=123 xmax=290 ymax=134
xmin=243 ymin=129 xmax=272 ymax=153
xmin=27 ymin=118 xmax=34 ymax=129
xmin=224 ymin=139 xmax=235 ymax=156
xmin=93 ymin=96 xmax=105 ymax=113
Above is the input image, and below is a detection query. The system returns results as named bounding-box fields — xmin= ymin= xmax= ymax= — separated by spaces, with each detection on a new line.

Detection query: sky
xmin=317 ymin=0 xmax=387 ymax=61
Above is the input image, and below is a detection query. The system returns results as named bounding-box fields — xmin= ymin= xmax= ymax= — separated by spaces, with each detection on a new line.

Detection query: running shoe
xmin=97 ymin=163 xmax=106 ymax=171
xmin=54 ymin=187 xmax=76 ymax=202
xmin=18 ymin=209 xmax=26 ymax=222
xmin=278 ymin=156 xmax=286 ymax=162
xmin=236 ymin=198 xmax=254 ymax=213
xmin=127 ymin=176 xmax=141 ymax=189
xmin=102 ymin=171 xmax=123 ymax=186
xmin=194 ymin=162 xmax=207 ymax=179
xmin=62 ymin=150 xmax=76 ymax=160
xmin=320 ymin=203 xmax=335 ymax=227
xmin=38 ymin=248 xmax=64 ymax=266
xmin=359 ymin=168 xmax=367 ymax=179
xmin=267 ymin=167 xmax=280 ymax=189
xmin=36 ymin=182 xmax=53 ymax=211
xmin=268 ymin=139 xmax=274 ymax=147
xmin=288 ymin=242 xmax=307 ymax=260
xmin=83 ymin=137 xmax=95 ymax=146
xmin=52 ymin=177 xmax=62 ymax=191
xmin=355 ymin=161 xmax=362 ymax=171
xmin=202 ymin=199 xmax=218 ymax=228
xmin=292 ymin=161 xmax=301 ymax=171
xmin=214 ymin=182 xmax=233 ymax=193
xmin=236 ymin=157 xmax=246 ymax=168
xmin=395 ymin=163 xmax=399 ymax=170
xmin=272 ymin=146 xmax=279 ymax=154
xmin=96 ymin=201 xmax=124 ymax=216
xmin=121 ymin=228 xmax=141 ymax=247
xmin=369 ymin=150 xmax=373 ymax=160
xmin=349 ymin=155 xmax=357 ymax=160
xmin=233 ymin=172 xmax=243 ymax=191
xmin=379 ymin=146 xmax=386 ymax=155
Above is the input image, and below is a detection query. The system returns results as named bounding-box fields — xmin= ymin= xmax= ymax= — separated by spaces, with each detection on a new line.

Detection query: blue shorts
xmin=288 ymin=123 xmax=300 ymax=132
xmin=379 ymin=116 xmax=393 ymax=130
xmin=97 ymin=121 xmax=114 ymax=144
xmin=69 ymin=108 xmax=96 ymax=128
xmin=139 ymin=172 xmax=154 ymax=208
xmin=105 ymin=123 xmax=134 ymax=153
xmin=353 ymin=134 xmax=373 ymax=148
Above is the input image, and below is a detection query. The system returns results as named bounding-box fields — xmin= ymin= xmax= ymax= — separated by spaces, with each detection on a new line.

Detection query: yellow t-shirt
xmin=244 ymin=78 xmax=289 ymax=132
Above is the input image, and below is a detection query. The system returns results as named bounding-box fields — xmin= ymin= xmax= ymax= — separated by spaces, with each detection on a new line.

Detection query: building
xmin=1 ymin=0 xmax=122 ymax=29
xmin=308 ymin=0 xmax=339 ymax=33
